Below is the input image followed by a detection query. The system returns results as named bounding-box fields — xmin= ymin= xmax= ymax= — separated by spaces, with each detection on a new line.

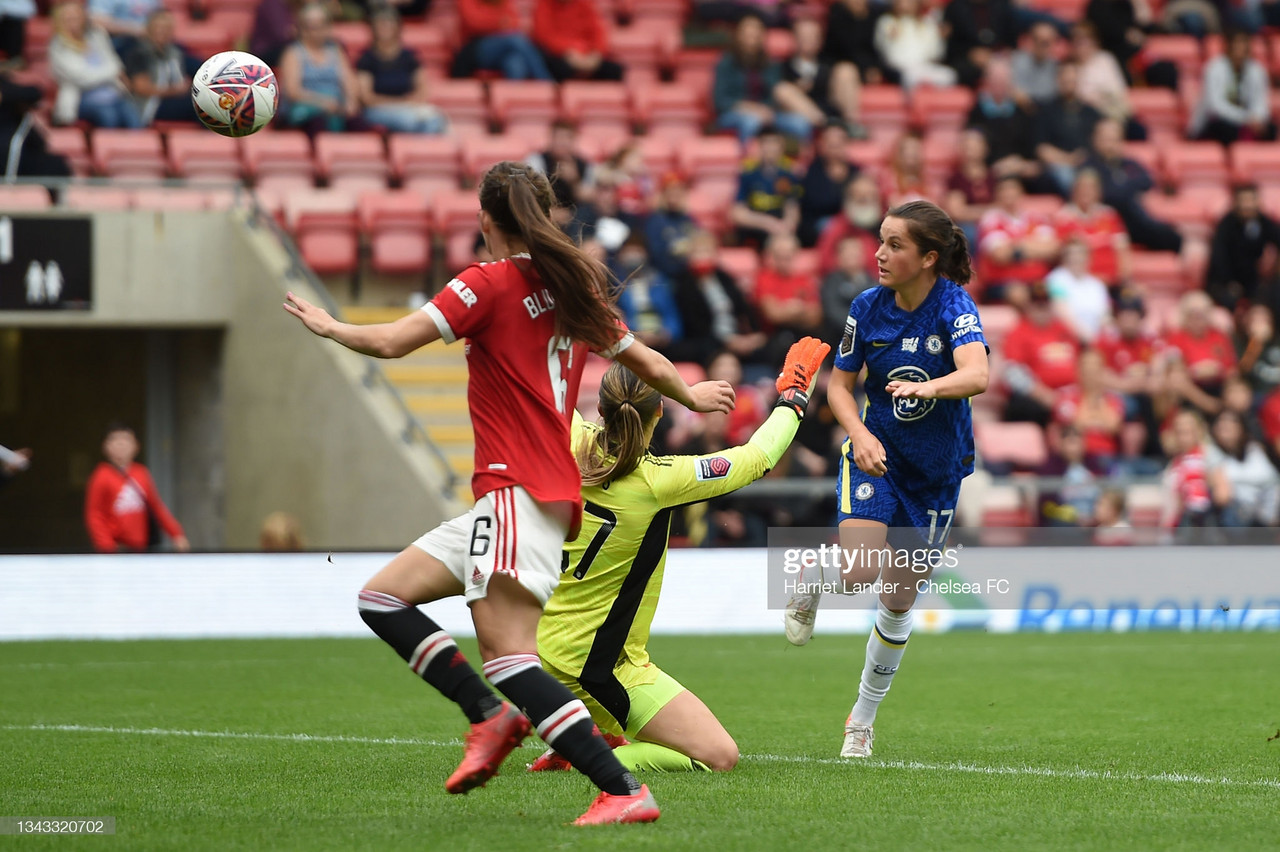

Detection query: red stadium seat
xmin=401 ymin=24 xmax=453 ymax=67
xmin=858 ymin=86 xmax=909 ymax=143
xmin=174 ymin=19 xmax=233 ymax=58
xmin=631 ymin=82 xmax=705 ymax=137
xmin=560 ymin=82 xmax=632 ymax=136
xmin=1230 ymin=142 xmax=1280 ymax=186
xmin=1122 ymin=142 xmax=1161 ymax=179
xmin=359 ymin=190 xmax=433 ymax=276
xmin=685 ymin=185 xmax=730 ymax=235
xmin=91 ymin=128 xmax=165 ymax=178
xmin=206 ymin=9 xmax=255 ymax=42
xmin=718 ymin=247 xmax=759 ymax=293
xmin=1143 ymin=186 xmax=1229 ymax=238
xmin=1162 ymin=142 xmax=1228 ymax=189
xmin=432 ymin=188 xmax=482 ymax=272
xmin=764 ymin=28 xmax=796 ymax=61
xmin=242 ymin=130 xmax=314 ymax=184
xmin=922 ymin=132 xmax=958 ymax=184
xmin=429 ymin=79 xmax=489 ymax=137
xmin=677 ymin=136 xmax=740 ymax=185
xmin=388 ymin=134 xmax=460 ymax=189
xmin=635 ymin=135 xmax=677 ymax=174
xmin=43 ymin=127 xmax=90 ymax=176
xmin=330 ymin=21 xmax=373 ymax=61
xmin=489 ymin=80 xmax=558 ymax=133
xmin=909 ymin=86 xmax=974 ymax=133
xmin=459 ymin=135 xmax=537 ymax=183
xmin=975 ymin=421 xmax=1048 ymax=470
xmin=977 ymin=303 xmax=1018 ymax=349
xmin=129 ymin=188 xmax=211 ymax=211
xmin=845 ymin=138 xmax=889 ymax=171
xmin=288 ymin=191 xmax=360 ymax=275
xmin=1021 ymin=194 xmax=1064 ymax=219
xmin=314 ymin=133 xmax=390 ymax=185
xmin=1128 ymin=250 xmax=1187 ymax=294
xmin=166 ymin=128 xmax=243 ymax=181
xmin=1140 ymin=34 xmax=1202 ymax=83
xmin=1128 ymin=88 xmax=1183 ymax=144
xmin=0 ymin=185 xmax=52 ymax=210
xmin=62 ymin=186 xmax=133 ymax=211
xmin=979 ymin=484 xmax=1033 ymax=532
xmin=608 ymin=24 xmax=664 ymax=82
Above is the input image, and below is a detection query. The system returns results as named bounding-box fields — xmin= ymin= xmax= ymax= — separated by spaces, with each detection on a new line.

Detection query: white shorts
xmin=412 ymin=485 xmax=568 ymax=605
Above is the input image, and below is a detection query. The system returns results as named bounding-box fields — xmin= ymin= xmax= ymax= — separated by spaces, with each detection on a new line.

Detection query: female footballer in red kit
xmin=284 ymin=162 xmax=734 ymax=825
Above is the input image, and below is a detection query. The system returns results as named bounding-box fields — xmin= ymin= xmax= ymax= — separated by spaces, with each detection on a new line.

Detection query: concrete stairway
xmin=342 ymin=306 xmax=474 ymax=504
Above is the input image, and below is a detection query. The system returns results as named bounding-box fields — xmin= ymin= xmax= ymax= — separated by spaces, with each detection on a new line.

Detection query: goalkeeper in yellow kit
xmin=532 ymin=338 xmax=831 ymax=773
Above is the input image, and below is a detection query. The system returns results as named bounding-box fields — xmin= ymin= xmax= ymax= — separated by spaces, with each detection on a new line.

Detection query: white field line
xmin=4 ymin=724 xmax=1279 ymax=791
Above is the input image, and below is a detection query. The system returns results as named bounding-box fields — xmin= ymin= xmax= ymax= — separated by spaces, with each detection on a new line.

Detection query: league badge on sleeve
xmin=696 ymin=456 xmax=733 ymax=481
xmin=840 ymin=317 xmax=857 ymax=358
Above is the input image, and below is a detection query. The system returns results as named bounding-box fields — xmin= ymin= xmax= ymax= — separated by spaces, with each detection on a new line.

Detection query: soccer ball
xmin=191 ymin=51 xmax=279 ymax=138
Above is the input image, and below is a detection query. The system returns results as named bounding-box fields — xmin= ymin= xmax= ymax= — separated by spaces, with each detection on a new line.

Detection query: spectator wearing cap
xmin=527 ymin=119 xmax=596 ymax=209
xmin=1003 ymin=283 xmax=1082 ymax=425
xmin=532 ymin=0 xmax=625 ymax=82
xmin=671 ymin=229 xmax=768 ymax=365
xmin=1206 ymin=184 xmax=1280 ymax=312
xmin=977 ymin=175 xmax=1061 ymax=303
xmin=798 ymin=121 xmax=859 ymax=247
xmin=1191 ymin=29 xmax=1274 ymax=147
xmin=815 ymin=173 xmax=882 ymax=278
xmin=713 ymin=13 xmax=812 ymax=143
xmin=730 ymin=124 xmax=802 ymax=249
xmin=645 ymin=171 xmax=700 ymax=280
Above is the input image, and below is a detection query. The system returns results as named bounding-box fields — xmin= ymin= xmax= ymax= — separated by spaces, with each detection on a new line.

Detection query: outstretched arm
xmin=283 ymin=292 xmax=442 ymax=359
xmin=614 ymin=337 xmax=736 ymax=413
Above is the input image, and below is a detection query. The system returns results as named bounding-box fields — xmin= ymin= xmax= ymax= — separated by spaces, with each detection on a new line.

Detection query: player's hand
xmin=688 ymin=380 xmax=736 ymax=414
xmin=283 ymin=291 xmax=336 ymax=338
xmin=172 ymin=535 xmax=191 ymax=553
xmin=776 ymin=336 xmax=832 ymax=418
xmin=886 ymin=379 xmax=936 ymax=400
xmin=851 ymin=432 xmax=888 ymax=477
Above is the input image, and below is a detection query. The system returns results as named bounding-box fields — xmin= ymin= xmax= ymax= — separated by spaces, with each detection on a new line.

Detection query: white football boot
xmin=783 ymin=589 xmax=819 ymax=645
xmin=840 ymin=716 xmax=874 ymax=758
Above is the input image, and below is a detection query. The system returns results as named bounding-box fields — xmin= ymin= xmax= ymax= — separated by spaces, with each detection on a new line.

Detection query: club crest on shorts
xmin=926 ymin=334 xmax=943 ymax=354
xmin=696 ymin=456 xmax=732 ymax=481
xmin=855 ymin=482 xmax=875 ymax=500
xmin=840 ymin=316 xmax=857 ymax=358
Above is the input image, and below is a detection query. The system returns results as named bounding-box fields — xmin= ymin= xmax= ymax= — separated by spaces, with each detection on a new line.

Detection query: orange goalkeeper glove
xmin=775 ymin=336 xmax=832 ymax=419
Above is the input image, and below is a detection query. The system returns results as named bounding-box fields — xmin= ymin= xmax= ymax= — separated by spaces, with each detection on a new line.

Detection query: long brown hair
xmin=478 ymin=161 xmax=620 ymax=352
xmin=886 ymin=199 xmax=973 ymax=285
xmin=577 ymin=363 xmax=662 ymax=487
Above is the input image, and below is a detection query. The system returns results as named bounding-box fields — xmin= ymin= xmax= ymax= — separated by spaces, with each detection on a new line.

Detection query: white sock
xmin=849 ymin=604 xmax=912 ymax=725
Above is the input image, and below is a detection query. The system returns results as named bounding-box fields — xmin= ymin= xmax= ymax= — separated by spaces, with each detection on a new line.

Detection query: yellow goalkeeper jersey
xmin=538 ymin=407 xmax=798 ymax=683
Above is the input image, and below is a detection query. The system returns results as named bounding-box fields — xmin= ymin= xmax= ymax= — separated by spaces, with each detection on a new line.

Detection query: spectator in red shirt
xmin=1163 ymin=290 xmax=1238 ymax=402
xmin=1053 ymin=168 xmax=1130 ymax=286
xmin=754 ymin=232 xmax=824 ymax=359
xmin=977 ymin=175 xmax=1062 ymax=304
xmin=1053 ymin=347 xmax=1126 ymax=464
xmin=815 ymin=173 xmax=882 ymax=277
xmin=1259 ymin=384 xmax=1280 ymax=456
xmin=1159 ymin=409 xmax=1215 ymax=529
xmin=532 ymin=0 xmax=624 ymax=82
xmin=1097 ymin=291 xmax=1164 ymax=456
xmin=84 ymin=422 xmax=188 ymax=553
xmin=1003 ymin=283 xmax=1081 ymax=425
xmin=452 ymin=0 xmax=553 ymax=80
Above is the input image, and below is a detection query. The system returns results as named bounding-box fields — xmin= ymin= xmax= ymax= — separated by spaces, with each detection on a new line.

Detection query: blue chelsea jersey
xmin=834 ymin=278 xmax=987 ymax=488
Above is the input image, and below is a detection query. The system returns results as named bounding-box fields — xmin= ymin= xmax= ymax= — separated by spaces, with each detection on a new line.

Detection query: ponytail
xmin=577 ymin=363 xmax=662 ymax=487
xmin=886 ymin=200 xmax=972 ymax=285
xmin=479 ymin=161 xmax=621 ymax=353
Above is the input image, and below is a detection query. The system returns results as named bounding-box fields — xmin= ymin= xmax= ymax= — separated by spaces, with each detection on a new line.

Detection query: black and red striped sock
xmin=483 ymin=654 xmax=640 ymax=796
xmin=357 ymin=590 xmax=502 ymax=725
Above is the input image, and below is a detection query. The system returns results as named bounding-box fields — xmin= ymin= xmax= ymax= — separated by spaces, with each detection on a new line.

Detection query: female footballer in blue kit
xmin=784 ymin=200 xmax=989 ymax=758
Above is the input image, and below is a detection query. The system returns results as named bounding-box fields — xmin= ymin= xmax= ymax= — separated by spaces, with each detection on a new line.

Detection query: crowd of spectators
xmin=3 ymin=0 xmax=1280 ymax=536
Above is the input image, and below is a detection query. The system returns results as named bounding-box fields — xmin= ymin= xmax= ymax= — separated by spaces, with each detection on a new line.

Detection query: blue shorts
xmin=836 ymin=447 xmax=962 ymax=550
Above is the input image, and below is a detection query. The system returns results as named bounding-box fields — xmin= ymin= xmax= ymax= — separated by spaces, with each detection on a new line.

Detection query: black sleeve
xmin=0 ymin=76 xmax=42 ymax=110
xmin=1206 ymin=218 xmax=1232 ymax=285
xmin=355 ymin=50 xmax=377 ymax=75
xmin=123 ymin=46 xmax=150 ymax=79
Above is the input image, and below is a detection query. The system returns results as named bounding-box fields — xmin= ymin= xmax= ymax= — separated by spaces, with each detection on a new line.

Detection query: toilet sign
xmin=0 ymin=216 xmax=93 ymax=311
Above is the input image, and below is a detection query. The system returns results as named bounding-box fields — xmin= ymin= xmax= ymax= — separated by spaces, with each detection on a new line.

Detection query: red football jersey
xmin=1167 ymin=446 xmax=1212 ymax=524
xmin=977 ymin=208 xmax=1057 ymax=285
xmin=1052 ymin=386 xmax=1126 ymax=457
xmin=1054 ymin=204 xmax=1127 ymax=285
xmin=424 ymin=255 xmax=631 ymax=531
xmin=1097 ymin=328 xmax=1162 ymax=376
xmin=1004 ymin=317 xmax=1081 ymax=390
xmin=1164 ymin=329 xmax=1236 ymax=382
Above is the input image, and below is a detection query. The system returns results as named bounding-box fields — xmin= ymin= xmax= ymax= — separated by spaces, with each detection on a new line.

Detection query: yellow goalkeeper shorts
xmin=542 ymin=658 xmax=687 ymax=738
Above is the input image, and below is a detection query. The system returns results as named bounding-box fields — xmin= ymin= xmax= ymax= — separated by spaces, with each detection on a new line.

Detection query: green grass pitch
xmin=2 ymin=632 xmax=1277 ymax=851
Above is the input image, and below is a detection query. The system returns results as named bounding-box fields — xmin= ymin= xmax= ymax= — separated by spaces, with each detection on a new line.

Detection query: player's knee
xmin=703 ymin=737 xmax=739 ymax=772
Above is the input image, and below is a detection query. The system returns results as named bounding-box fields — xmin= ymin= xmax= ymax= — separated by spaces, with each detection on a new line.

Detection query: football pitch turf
xmin=2 ymin=632 xmax=1276 ymax=851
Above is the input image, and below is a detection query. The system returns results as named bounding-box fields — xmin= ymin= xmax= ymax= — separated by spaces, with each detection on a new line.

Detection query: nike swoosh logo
xmin=871 ymin=341 xmax=890 ymax=348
